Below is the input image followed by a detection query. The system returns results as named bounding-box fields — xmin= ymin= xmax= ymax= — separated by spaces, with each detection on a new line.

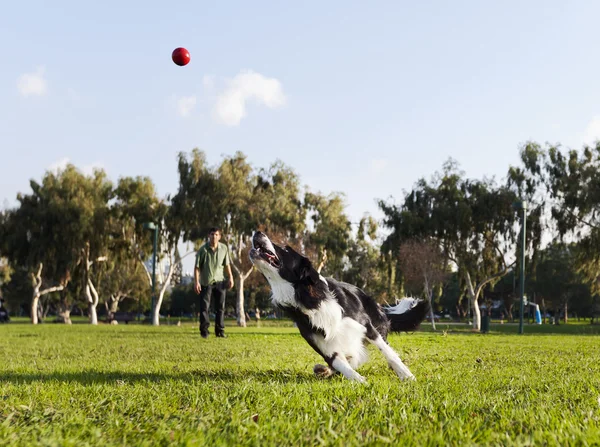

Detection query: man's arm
xmin=194 ymin=266 xmax=202 ymax=294
xmin=226 ymin=264 xmax=234 ymax=289
xmin=194 ymin=251 xmax=202 ymax=294
xmin=223 ymin=245 xmax=234 ymax=289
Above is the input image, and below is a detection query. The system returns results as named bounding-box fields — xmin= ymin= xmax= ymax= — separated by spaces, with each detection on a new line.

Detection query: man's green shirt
xmin=195 ymin=242 xmax=230 ymax=286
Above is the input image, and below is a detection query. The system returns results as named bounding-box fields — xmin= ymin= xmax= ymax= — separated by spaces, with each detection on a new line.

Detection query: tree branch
xmin=474 ymin=260 xmax=517 ymax=298
xmin=242 ymin=266 xmax=254 ymax=281
xmin=562 ymin=206 xmax=600 ymax=231
xmin=39 ymin=285 xmax=65 ymax=297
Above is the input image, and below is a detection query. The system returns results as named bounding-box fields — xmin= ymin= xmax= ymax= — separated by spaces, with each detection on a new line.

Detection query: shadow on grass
xmin=0 ymin=368 xmax=317 ymax=385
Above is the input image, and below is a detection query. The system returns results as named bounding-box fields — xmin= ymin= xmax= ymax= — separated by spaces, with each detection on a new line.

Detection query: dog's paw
xmin=353 ymin=374 xmax=367 ymax=384
xmin=313 ymin=364 xmax=335 ymax=378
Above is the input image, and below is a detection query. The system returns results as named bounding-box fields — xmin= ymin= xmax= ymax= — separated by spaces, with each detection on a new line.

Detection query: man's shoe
xmin=216 ymin=333 xmax=227 ymax=338
xmin=201 ymin=331 xmax=209 ymax=339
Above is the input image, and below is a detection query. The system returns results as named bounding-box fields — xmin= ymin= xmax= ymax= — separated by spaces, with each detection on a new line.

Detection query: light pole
xmin=513 ymin=201 xmax=527 ymax=334
xmin=143 ymin=222 xmax=158 ymax=320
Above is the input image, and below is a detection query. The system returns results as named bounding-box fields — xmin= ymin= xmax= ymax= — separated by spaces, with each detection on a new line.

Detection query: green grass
xmin=1 ymin=322 xmax=600 ymax=446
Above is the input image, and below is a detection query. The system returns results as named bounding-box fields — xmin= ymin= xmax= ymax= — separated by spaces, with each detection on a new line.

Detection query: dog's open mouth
xmin=251 ymin=246 xmax=280 ymax=268
xmin=250 ymin=233 xmax=281 ymax=268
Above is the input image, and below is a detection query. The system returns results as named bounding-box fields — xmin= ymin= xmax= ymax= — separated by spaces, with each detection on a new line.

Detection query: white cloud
xmin=582 ymin=116 xmax=600 ymax=146
xmin=82 ymin=162 xmax=104 ymax=176
xmin=17 ymin=66 xmax=48 ymax=97
xmin=47 ymin=158 xmax=103 ymax=176
xmin=48 ymin=157 xmax=70 ymax=174
xmin=177 ymin=95 xmax=197 ymax=117
xmin=213 ymin=70 xmax=286 ymax=126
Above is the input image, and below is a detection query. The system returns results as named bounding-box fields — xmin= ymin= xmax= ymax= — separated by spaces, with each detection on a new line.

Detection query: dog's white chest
xmin=267 ymin=277 xmax=296 ymax=308
xmin=305 ymin=298 xmax=343 ymax=339
xmin=266 ymin=276 xmax=344 ymax=338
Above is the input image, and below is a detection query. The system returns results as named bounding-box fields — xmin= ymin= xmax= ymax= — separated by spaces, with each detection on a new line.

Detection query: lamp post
xmin=513 ymin=201 xmax=527 ymax=334
xmin=143 ymin=222 xmax=158 ymax=321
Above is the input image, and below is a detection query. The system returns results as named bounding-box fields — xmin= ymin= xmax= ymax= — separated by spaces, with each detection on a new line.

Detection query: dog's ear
xmin=299 ymin=256 xmax=320 ymax=285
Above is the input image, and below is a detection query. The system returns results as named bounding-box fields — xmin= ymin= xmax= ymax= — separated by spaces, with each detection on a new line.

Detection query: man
xmin=194 ymin=227 xmax=234 ymax=338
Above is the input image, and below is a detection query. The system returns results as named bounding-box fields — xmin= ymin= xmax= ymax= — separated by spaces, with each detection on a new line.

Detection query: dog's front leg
xmin=329 ymin=353 xmax=366 ymax=383
xmin=369 ymin=335 xmax=415 ymax=381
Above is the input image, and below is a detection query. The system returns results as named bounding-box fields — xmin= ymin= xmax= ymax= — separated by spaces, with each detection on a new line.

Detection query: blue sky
xmin=2 ymin=0 xmax=600 ymax=242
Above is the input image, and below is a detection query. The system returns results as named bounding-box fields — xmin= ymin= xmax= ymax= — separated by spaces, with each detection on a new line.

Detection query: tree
xmin=380 ymin=160 xmax=522 ymax=331
xmin=515 ymin=142 xmax=600 ymax=293
xmin=0 ymin=166 xmax=112 ymax=323
xmin=533 ymin=243 xmax=593 ymax=323
xmin=172 ymin=150 xmax=306 ymax=327
xmin=101 ymin=251 xmax=149 ymax=317
xmin=0 ymin=212 xmax=12 ymax=305
xmin=398 ymin=239 xmax=448 ymax=330
xmin=304 ymin=191 xmax=351 ymax=276
xmin=342 ymin=216 xmax=385 ymax=291
xmin=112 ymin=175 xmax=189 ymax=326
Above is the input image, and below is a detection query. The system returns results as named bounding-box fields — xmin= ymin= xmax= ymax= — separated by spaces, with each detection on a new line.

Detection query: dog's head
xmin=249 ymin=231 xmax=321 ymax=286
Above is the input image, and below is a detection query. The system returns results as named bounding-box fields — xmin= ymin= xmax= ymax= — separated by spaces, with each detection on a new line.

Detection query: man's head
xmin=208 ymin=227 xmax=222 ymax=246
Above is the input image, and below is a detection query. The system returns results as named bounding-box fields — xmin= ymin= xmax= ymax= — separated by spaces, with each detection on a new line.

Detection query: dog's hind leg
xmin=366 ymin=328 xmax=415 ymax=381
xmin=328 ymin=353 xmax=366 ymax=383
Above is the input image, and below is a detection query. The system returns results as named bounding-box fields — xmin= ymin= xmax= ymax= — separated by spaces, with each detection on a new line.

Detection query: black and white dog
xmin=249 ymin=231 xmax=429 ymax=383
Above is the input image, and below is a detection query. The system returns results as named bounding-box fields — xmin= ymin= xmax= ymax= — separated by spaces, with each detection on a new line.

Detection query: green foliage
xmin=2 ymin=143 xmax=600 ymax=322
xmin=0 ymin=268 xmax=31 ymax=314
xmin=514 ymin=142 xmax=600 ymax=294
xmin=380 ymin=160 xmax=520 ymax=302
xmin=304 ymin=191 xmax=352 ymax=276
xmin=533 ymin=243 xmax=593 ymax=316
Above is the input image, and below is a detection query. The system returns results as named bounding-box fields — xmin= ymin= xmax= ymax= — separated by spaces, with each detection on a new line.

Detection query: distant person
xmin=194 ymin=227 xmax=234 ymax=338
xmin=0 ymin=299 xmax=10 ymax=323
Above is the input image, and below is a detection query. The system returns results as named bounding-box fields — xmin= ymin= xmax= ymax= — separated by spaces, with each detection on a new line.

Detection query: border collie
xmin=249 ymin=231 xmax=429 ymax=383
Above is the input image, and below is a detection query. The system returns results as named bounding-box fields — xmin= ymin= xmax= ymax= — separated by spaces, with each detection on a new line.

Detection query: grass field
xmin=1 ymin=321 xmax=600 ymax=446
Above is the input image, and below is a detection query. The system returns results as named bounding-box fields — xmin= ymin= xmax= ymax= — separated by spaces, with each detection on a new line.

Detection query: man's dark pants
xmin=199 ymin=281 xmax=227 ymax=336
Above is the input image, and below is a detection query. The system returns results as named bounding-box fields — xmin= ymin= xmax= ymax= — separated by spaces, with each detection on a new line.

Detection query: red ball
xmin=172 ymin=47 xmax=190 ymax=66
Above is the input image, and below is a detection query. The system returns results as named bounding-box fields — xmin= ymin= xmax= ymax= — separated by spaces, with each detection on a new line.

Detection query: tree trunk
xmin=106 ymin=295 xmax=121 ymax=314
xmin=465 ymin=272 xmax=481 ymax=331
xmin=428 ymin=297 xmax=436 ymax=330
xmin=88 ymin=302 xmax=98 ymax=325
xmin=541 ymin=298 xmax=547 ymax=324
xmin=30 ymin=263 xmax=65 ymax=324
xmin=56 ymin=307 xmax=72 ymax=324
xmin=233 ymin=266 xmax=253 ymax=327
xmin=236 ymin=275 xmax=246 ymax=327
xmin=85 ymin=280 xmax=99 ymax=325
xmin=424 ymin=277 xmax=436 ymax=331
xmin=82 ymin=248 xmax=107 ymax=325
xmin=152 ymin=255 xmax=175 ymax=326
xmin=31 ymin=294 xmax=40 ymax=325
xmin=316 ymin=249 xmax=327 ymax=274
xmin=388 ymin=251 xmax=396 ymax=299
xmin=142 ymin=248 xmax=194 ymax=326
xmin=563 ymin=301 xmax=568 ymax=324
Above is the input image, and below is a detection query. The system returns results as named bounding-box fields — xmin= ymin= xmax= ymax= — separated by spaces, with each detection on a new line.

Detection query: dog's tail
xmin=384 ymin=298 xmax=430 ymax=332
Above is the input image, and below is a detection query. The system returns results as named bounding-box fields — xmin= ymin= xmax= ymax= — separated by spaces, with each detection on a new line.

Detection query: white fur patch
xmin=311 ymin=317 xmax=368 ymax=369
xmin=370 ymin=335 xmax=415 ymax=381
xmin=331 ymin=355 xmax=366 ymax=383
xmin=385 ymin=297 xmax=420 ymax=315
xmin=305 ymin=298 xmax=343 ymax=341
xmin=264 ymin=273 xmax=296 ymax=308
